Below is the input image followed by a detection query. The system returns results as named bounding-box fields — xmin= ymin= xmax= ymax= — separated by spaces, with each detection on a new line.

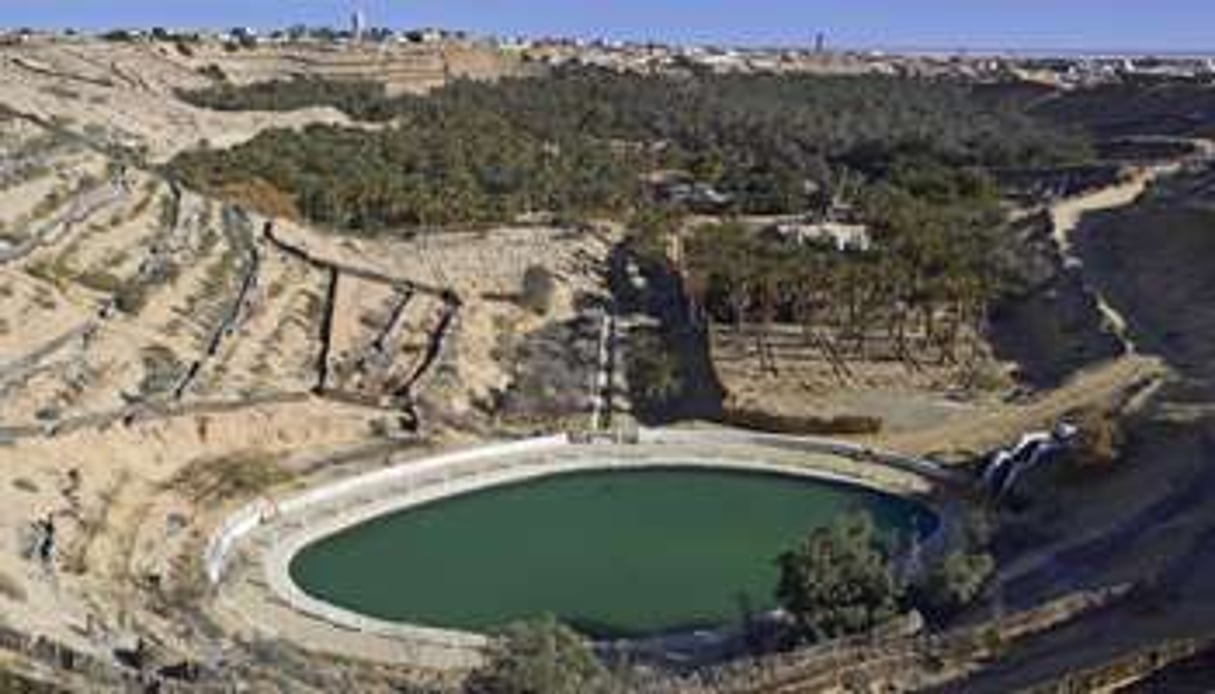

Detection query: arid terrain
xmin=0 ymin=33 xmax=1214 ymax=693
xmin=0 ymin=36 xmax=613 ymax=691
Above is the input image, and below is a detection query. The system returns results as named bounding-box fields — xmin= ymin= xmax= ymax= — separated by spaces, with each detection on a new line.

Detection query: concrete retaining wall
xmin=204 ymin=428 xmax=953 ymax=667
xmin=205 ymin=429 xmax=949 ymax=583
xmin=204 ymin=434 xmax=567 ymax=583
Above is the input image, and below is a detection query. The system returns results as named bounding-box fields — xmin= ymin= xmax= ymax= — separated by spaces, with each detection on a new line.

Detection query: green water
xmin=290 ymin=467 xmax=933 ymax=638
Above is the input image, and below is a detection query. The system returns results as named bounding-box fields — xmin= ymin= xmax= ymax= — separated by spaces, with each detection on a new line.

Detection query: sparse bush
xmin=466 ymin=616 xmax=613 ymax=694
xmin=100 ymin=29 xmax=136 ymax=42
xmin=138 ymin=345 xmax=186 ymax=398
xmin=520 ymin=265 xmax=556 ymax=315
xmin=629 ymin=330 xmax=684 ymax=404
xmin=166 ymin=452 xmax=292 ymax=503
xmin=113 ymin=281 xmax=150 ymax=315
xmin=979 ymin=624 xmax=1006 ymax=656
xmin=196 ymin=64 xmax=228 ymax=82
xmin=627 ymin=206 xmax=681 ymax=265
xmin=1071 ymin=408 xmax=1124 ymax=468
xmin=75 ymin=268 xmax=125 ymax=295
xmin=909 ymin=550 xmax=995 ymax=622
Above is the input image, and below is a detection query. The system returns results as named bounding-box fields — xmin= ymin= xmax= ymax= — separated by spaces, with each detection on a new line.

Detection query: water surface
xmin=290 ymin=466 xmax=932 ymax=638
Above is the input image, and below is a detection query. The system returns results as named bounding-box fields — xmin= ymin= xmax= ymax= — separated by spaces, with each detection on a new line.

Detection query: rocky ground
xmin=0 ymin=39 xmax=608 ymax=691
xmin=945 ymin=161 xmax=1215 ymax=691
xmin=1 ymin=35 xmax=521 ymax=162
xmin=618 ymin=141 xmax=1215 ymax=690
xmin=0 ymin=34 xmax=1212 ymax=692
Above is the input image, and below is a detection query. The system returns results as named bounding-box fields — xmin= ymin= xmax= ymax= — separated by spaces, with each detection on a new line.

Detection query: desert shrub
xmin=519 ymin=265 xmax=556 ymax=315
xmin=113 ymin=281 xmax=150 ymax=315
xmin=196 ymin=64 xmax=228 ymax=82
xmin=166 ymin=453 xmax=292 ymax=503
xmin=74 ymin=269 xmax=125 ymax=295
xmin=908 ymin=550 xmax=995 ymax=622
xmin=466 ymin=616 xmax=613 ymax=694
xmin=1071 ymin=408 xmax=1124 ymax=467
xmin=138 ymin=345 xmax=185 ymax=397
xmin=0 ymin=667 xmax=59 ymax=693
xmin=628 ymin=330 xmax=684 ymax=405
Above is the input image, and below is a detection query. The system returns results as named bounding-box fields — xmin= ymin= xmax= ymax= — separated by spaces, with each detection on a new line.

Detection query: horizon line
xmin=6 ymin=23 xmax=1214 ymax=58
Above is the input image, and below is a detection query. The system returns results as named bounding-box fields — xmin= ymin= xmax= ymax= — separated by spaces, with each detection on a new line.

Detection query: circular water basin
xmin=290 ymin=466 xmax=934 ymax=638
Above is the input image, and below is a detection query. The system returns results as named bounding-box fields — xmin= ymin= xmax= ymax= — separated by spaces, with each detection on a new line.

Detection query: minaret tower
xmin=351 ymin=8 xmax=366 ymax=43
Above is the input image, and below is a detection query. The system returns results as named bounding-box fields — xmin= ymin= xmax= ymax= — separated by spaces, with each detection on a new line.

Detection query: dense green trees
xmin=170 ymin=68 xmax=1087 ymax=233
xmin=179 ymin=76 xmax=395 ymax=119
xmin=169 ymin=114 xmax=641 ymax=232
xmin=776 ymin=511 xmax=996 ymax=643
xmin=682 ymin=181 xmax=1001 ymax=373
xmin=1031 ymin=81 xmax=1215 ymax=139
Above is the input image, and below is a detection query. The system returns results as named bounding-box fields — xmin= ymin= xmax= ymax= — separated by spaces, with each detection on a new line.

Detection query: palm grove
xmin=171 ymin=67 xmax=1085 ymax=227
xmin=172 ymin=67 xmax=1088 ymax=381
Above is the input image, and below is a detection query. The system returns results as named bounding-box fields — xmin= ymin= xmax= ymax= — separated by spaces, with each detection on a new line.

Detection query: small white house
xmin=771 ymin=222 xmax=872 ymax=252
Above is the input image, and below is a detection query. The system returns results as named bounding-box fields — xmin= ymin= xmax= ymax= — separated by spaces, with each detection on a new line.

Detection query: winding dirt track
xmin=877 ymin=139 xmax=1212 ymax=459
xmin=1051 ymin=155 xmax=1186 ymax=353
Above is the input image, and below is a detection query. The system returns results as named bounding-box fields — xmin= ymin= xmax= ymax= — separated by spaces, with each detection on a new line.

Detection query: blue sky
xmin=3 ymin=1 xmax=1214 ymax=52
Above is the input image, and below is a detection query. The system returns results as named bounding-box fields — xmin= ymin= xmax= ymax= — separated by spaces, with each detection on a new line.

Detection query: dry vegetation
xmin=0 ymin=36 xmax=592 ymax=688
xmin=0 ymin=32 xmax=1209 ymax=693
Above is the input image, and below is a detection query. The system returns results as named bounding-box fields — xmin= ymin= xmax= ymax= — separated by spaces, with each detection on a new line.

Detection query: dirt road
xmin=1047 ymin=142 xmax=1210 ymax=353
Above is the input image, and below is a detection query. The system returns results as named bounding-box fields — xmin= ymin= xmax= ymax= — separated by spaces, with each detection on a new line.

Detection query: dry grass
xmin=166 ymin=451 xmax=294 ymax=504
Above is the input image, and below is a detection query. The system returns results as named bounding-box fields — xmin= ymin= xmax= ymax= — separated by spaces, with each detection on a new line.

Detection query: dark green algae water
xmin=289 ymin=466 xmax=934 ymax=638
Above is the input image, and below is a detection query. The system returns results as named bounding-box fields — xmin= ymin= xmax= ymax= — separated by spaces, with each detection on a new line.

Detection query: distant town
xmin=4 ymin=17 xmax=1215 ymax=87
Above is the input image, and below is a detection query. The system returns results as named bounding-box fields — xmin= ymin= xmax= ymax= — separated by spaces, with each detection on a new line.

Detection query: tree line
xmin=170 ymin=68 xmax=1089 ymax=233
xmin=679 ymin=178 xmax=1005 ymax=376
